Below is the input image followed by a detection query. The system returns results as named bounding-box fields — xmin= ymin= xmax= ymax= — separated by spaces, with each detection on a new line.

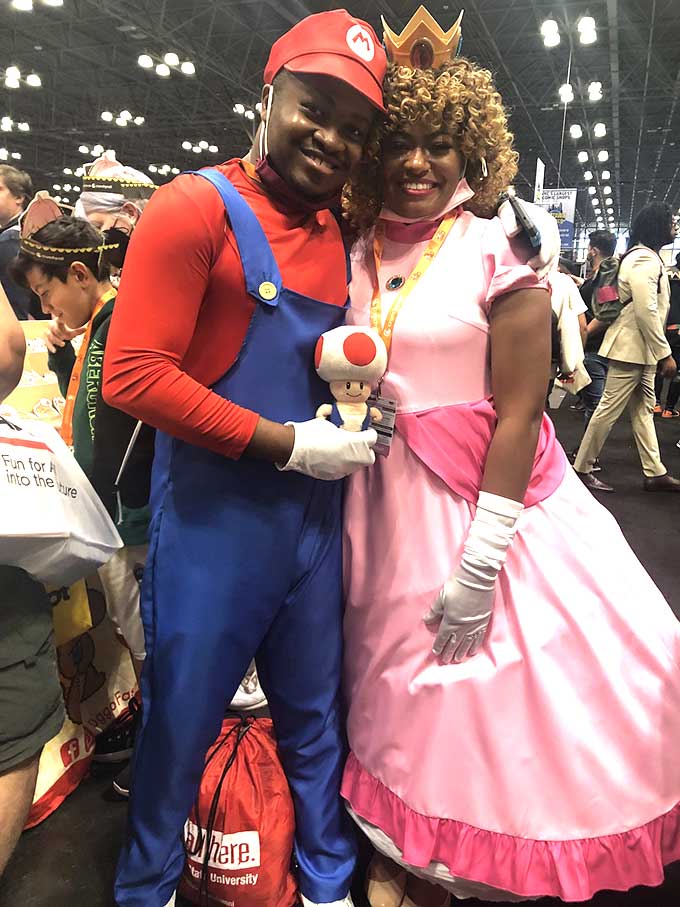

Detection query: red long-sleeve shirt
xmin=103 ymin=159 xmax=348 ymax=459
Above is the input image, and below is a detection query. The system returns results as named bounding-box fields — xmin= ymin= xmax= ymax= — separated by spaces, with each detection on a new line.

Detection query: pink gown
xmin=341 ymin=188 xmax=680 ymax=902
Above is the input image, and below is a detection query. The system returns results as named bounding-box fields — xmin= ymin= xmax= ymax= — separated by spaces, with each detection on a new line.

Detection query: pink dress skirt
xmin=341 ymin=211 xmax=680 ymax=902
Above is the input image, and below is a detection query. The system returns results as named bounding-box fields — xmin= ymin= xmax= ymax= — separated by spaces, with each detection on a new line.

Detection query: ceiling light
xmin=171 ymin=167 xmax=179 ymax=174
xmin=0 ymin=119 xmax=11 ymax=132
xmin=42 ymin=0 xmax=65 ymax=6
xmin=606 ymin=199 xmax=614 ymax=207
xmin=255 ymin=102 xmax=262 ymax=113
xmin=133 ymin=116 xmax=145 ymax=125
xmin=75 ymin=167 xmax=84 ymax=176
xmin=74 ymin=186 xmax=80 ymax=192
xmin=180 ymin=61 xmax=195 ymax=75
xmin=578 ymin=151 xmax=588 ymax=163
xmin=578 ymin=16 xmax=597 ymax=44
xmin=541 ymin=18 xmax=559 ymax=36
xmin=163 ymin=52 xmax=179 ymax=66
xmin=208 ymin=144 xmax=218 ymax=153
xmin=569 ymin=124 xmax=583 ymax=139
xmin=92 ymin=144 xmax=104 ymax=155
xmin=558 ymin=83 xmax=574 ymax=104
xmin=588 ymin=186 xmax=596 ymax=195
xmin=101 ymin=111 xmax=113 ymax=122
xmin=156 ymin=63 xmax=171 ymax=77
xmin=11 ymin=0 xmax=33 ymax=10
xmin=115 ymin=117 xmax=127 ymax=127
xmin=603 ymin=185 xmax=612 ymax=195
xmin=598 ymin=149 xmax=609 ymax=162
xmin=192 ymin=145 xmax=201 ymax=153
xmin=52 ymin=183 xmax=61 ymax=191
xmin=148 ymin=164 xmax=157 ymax=173
xmin=10 ymin=152 xmax=21 ymax=160
xmin=244 ymin=110 xmax=255 ymax=120
xmin=593 ymin=122 xmax=607 ymax=138
xmin=584 ymin=170 xmax=593 ymax=180
xmin=233 ymin=103 xmax=245 ymax=115
xmin=588 ymin=81 xmax=603 ymax=101
xmin=181 ymin=140 xmax=192 ymax=150
xmin=602 ymin=170 xmax=611 ymax=180
xmin=119 ymin=109 xmax=132 ymax=121
xmin=199 ymin=140 xmax=208 ymax=149
xmin=0 ymin=149 xmax=7 ymax=160
xmin=26 ymin=73 xmax=41 ymax=87
xmin=79 ymin=144 xmax=89 ymax=154
xmin=17 ymin=121 xmax=29 ymax=131
xmin=63 ymin=167 xmax=72 ymax=174
xmin=4 ymin=78 xmax=20 ymax=89
xmin=5 ymin=67 xmax=21 ymax=80
xmin=138 ymin=54 xmax=153 ymax=68
xmin=543 ymin=31 xmax=560 ymax=48
xmin=63 ymin=183 xmax=71 ymax=191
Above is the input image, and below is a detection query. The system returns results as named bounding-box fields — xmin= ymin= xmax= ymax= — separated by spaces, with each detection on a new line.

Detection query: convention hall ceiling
xmin=0 ymin=0 xmax=677 ymax=237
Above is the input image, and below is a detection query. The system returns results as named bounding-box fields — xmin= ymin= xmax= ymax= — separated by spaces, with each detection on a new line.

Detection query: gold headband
xmin=19 ymin=191 xmax=120 ymax=264
xmin=82 ymin=174 xmax=157 ymax=200
xmin=382 ymin=6 xmax=464 ymax=69
xmin=19 ymin=236 xmax=121 ymax=264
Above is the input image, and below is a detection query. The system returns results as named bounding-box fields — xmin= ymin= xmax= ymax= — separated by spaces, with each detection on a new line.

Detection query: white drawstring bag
xmin=0 ymin=416 xmax=122 ymax=586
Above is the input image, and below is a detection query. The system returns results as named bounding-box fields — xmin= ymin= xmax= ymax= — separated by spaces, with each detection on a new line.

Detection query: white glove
xmin=424 ymin=491 xmax=523 ymax=663
xmin=497 ymin=196 xmax=561 ymax=279
xmin=278 ymin=417 xmax=377 ymax=481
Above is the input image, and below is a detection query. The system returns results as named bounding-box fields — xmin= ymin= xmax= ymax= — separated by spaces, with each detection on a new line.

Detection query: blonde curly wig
xmin=342 ymin=57 xmax=519 ymax=232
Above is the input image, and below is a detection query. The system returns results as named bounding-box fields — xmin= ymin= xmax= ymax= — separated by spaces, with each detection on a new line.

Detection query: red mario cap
xmin=264 ymin=10 xmax=387 ymax=112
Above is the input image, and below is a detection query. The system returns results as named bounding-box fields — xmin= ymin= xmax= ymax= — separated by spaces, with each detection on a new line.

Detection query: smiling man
xmin=103 ymin=11 xmax=386 ymax=907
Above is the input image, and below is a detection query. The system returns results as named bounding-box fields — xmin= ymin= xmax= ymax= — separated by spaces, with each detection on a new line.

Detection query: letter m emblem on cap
xmin=346 ymin=24 xmax=375 ymax=62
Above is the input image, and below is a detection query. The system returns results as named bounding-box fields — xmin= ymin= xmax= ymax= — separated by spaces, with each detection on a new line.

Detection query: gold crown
xmin=382 ymin=6 xmax=463 ymax=69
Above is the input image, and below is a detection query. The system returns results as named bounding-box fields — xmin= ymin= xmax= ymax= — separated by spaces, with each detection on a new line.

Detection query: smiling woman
xmin=344 ymin=57 xmax=518 ymax=230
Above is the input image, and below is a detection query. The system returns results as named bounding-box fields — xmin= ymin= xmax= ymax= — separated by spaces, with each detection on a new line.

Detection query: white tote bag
xmin=0 ymin=416 xmax=123 ymax=586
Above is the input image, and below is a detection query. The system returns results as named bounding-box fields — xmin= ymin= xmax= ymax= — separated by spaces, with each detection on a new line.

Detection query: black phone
xmin=499 ymin=190 xmax=542 ymax=250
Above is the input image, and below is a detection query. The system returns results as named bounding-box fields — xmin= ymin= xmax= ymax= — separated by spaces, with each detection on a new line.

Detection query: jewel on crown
xmin=381 ymin=5 xmax=464 ymax=70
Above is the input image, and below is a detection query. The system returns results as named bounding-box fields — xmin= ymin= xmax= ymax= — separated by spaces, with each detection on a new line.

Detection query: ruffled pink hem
xmin=342 ymin=752 xmax=680 ymax=902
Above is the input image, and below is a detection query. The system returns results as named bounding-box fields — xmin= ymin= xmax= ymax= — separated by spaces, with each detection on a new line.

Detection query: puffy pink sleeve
xmin=481 ymin=216 xmax=547 ymax=311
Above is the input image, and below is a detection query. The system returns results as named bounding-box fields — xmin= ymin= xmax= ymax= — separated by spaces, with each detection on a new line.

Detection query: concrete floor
xmin=2 ymin=400 xmax=679 ymax=907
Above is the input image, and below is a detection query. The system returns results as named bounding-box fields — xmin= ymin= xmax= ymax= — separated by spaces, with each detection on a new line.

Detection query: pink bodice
xmin=348 ymin=211 xmax=566 ymax=507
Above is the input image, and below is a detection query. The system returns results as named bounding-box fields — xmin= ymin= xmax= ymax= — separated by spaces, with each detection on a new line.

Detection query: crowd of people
xmin=1 ymin=7 xmax=680 ymax=907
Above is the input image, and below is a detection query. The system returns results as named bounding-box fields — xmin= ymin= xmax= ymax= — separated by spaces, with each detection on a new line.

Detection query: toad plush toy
xmin=314 ymin=326 xmax=388 ymax=432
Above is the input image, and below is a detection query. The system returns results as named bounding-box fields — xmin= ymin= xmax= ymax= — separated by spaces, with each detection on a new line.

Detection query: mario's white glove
xmin=424 ymin=492 xmax=523 ymax=663
xmin=278 ymin=417 xmax=377 ymax=481
xmin=497 ymin=197 xmax=561 ymax=278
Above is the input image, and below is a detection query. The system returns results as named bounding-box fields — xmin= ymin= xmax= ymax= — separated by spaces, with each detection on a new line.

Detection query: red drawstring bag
xmin=179 ymin=716 xmax=298 ymax=907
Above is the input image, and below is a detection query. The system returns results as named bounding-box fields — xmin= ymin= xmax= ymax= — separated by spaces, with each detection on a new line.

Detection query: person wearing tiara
xmin=340 ymin=8 xmax=680 ymax=906
xmin=75 ymin=151 xmax=155 ymax=288
xmin=9 ymin=197 xmax=150 ymax=776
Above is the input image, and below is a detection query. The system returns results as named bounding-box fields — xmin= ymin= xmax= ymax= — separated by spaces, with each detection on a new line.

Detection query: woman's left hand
xmin=424 ymin=570 xmax=494 ymax=664
xmin=497 ymin=197 xmax=560 ymax=278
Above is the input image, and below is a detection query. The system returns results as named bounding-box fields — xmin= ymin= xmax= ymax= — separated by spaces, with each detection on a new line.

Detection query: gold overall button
xmin=258 ymin=281 xmax=277 ymax=301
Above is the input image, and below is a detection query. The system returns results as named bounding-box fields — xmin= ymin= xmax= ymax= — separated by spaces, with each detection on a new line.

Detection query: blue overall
xmin=330 ymin=401 xmax=372 ymax=432
xmin=115 ymin=170 xmax=356 ymax=907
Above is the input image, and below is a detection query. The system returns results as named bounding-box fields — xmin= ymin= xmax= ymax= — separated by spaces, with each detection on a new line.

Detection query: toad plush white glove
xmin=497 ymin=197 xmax=561 ymax=278
xmin=424 ymin=492 xmax=524 ymax=663
xmin=278 ymin=417 xmax=377 ymax=481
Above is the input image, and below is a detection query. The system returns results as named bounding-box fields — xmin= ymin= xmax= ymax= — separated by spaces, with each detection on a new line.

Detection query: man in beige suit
xmin=574 ymin=202 xmax=679 ymax=492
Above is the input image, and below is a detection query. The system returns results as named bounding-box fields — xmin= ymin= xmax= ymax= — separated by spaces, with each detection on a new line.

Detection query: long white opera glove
xmin=497 ymin=197 xmax=561 ymax=278
xmin=278 ymin=417 xmax=377 ymax=481
xmin=424 ymin=491 xmax=524 ymax=663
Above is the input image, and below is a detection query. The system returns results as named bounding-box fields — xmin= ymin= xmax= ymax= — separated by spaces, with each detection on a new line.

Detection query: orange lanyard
xmin=370 ymin=211 xmax=457 ymax=354
xmin=60 ymin=288 xmax=116 ymax=447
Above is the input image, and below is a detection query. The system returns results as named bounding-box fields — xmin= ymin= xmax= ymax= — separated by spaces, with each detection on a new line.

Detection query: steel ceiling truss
xmin=0 ymin=0 xmax=677 ymax=233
